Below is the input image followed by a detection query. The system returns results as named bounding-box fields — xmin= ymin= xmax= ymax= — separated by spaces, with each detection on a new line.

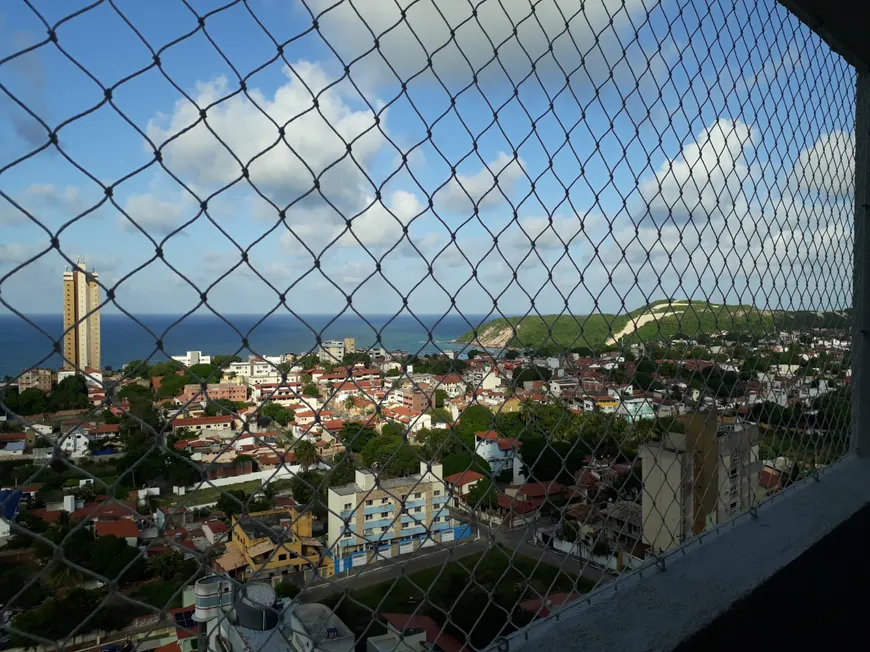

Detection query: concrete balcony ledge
xmin=510 ymin=453 xmax=870 ymax=652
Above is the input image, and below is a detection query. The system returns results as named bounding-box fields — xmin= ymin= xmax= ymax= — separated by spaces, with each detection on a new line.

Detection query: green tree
xmin=294 ymin=440 xmax=319 ymax=469
xmin=467 ymin=349 xmax=483 ymax=359
xmin=124 ymin=359 xmax=152 ymax=379
xmin=434 ymin=389 xmax=449 ymax=408
xmin=50 ymin=375 xmax=89 ymax=411
xmin=14 ymin=387 xmax=49 ymax=415
xmin=511 ymin=366 xmax=552 ymax=384
xmin=442 ymin=451 xmax=491 ymax=477
xmin=325 ymin=452 xmax=357 ymax=487
xmin=213 ymin=354 xmax=242 ymax=369
xmin=216 ymin=489 xmax=247 ymax=517
xmin=259 ymin=401 xmax=293 ymax=426
xmin=204 ymin=398 xmax=247 ymax=416
xmin=385 ymin=368 xmax=401 ymax=377
xmin=302 ymin=383 xmax=320 ymax=397
xmin=338 ymin=422 xmax=377 ymax=452
xmin=466 ymin=478 xmax=498 ymax=510
xmin=361 ymin=434 xmax=421 ymax=478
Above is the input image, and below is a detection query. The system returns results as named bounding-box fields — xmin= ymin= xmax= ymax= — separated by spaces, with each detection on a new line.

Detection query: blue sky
xmin=0 ymin=0 xmax=856 ymax=320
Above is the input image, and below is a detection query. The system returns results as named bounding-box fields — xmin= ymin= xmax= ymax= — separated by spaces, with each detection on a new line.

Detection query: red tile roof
xmin=759 ymin=467 xmax=781 ymax=490
xmin=498 ymin=437 xmax=521 ymax=450
xmin=380 ymin=613 xmax=465 ymax=652
xmin=512 ymin=481 xmax=564 ymax=498
xmin=444 ymin=470 xmax=485 ymax=487
xmin=95 ymin=519 xmax=140 ymax=539
xmin=0 ymin=432 xmax=27 ymax=442
xmin=204 ymin=520 xmax=228 ymax=533
xmin=475 ymin=430 xmax=500 ymax=441
xmin=87 ymin=423 xmax=120 ymax=435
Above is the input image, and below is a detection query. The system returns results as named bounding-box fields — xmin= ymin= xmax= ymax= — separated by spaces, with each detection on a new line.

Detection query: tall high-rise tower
xmin=62 ymin=257 xmax=101 ymax=370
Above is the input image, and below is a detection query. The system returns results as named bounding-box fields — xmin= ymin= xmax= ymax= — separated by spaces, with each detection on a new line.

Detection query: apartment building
xmin=178 ymin=383 xmax=247 ymax=406
xmin=171 ymin=350 xmax=212 ymax=367
xmin=388 ymin=385 xmax=435 ymax=412
xmin=18 ymin=368 xmax=52 ymax=393
xmin=327 ymin=462 xmax=470 ymax=573
xmin=62 ymin=257 xmax=101 ymax=370
xmin=640 ymin=412 xmax=760 ymax=554
xmin=215 ymin=507 xmax=332 ymax=583
xmin=319 ymin=337 xmax=356 ymax=363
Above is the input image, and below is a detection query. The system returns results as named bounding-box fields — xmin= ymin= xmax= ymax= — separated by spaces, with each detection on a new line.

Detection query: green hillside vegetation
xmin=458 ymin=313 xmax=629 ymax=351
xmin=458 ymin=300 xmax=850 ymax=351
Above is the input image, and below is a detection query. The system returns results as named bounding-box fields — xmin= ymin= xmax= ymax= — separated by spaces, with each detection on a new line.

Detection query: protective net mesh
xmin=0 ymin=0 xmax=856 ymax=650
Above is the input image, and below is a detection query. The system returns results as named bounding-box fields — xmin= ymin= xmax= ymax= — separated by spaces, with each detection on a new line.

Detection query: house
xmin=495 ymin=481 xmax=567 ymax=528
xmin=215 ymin=507 xmax=332 ymax=582
xmin=563 ymin=503 xmax=604 ymax=546
xmin=85 ymin=423 xmax=120 ymax=439
xmin=432 ymin=373 xmax=466 ymax=398
xmin=178 ymin=383 xmax=247 ymax=406
xmin=59 ymin=429 xmax=93 ymax=458
xmin=0 ymin=440 xmax=26 ymax=458
xmin=202 ymin=520 xmax=228 ymax=544
xmin=603 ymin=500 xmax=642 ymax=546
xmin=444 ymin=470 xmax=485 ymax=507
xmin=170 ymin=415 xmax=234 ymax=434
xmin=473 ymin=430 xmax=525 ymax=484
xmin=371 ymin=613 xmax=465 ymax=652
xmin=95 ymin=519 xmax=140 ymax=546
xmin=757 ymin=467 xmax=782 ymax=501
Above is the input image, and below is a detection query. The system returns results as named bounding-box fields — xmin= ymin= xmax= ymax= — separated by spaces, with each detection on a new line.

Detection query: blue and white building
xmin=327 ymin=462 xmax=471 ymax=574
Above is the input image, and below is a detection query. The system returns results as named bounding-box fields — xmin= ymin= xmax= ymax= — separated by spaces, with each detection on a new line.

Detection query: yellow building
xmin=216 ymin=507 xmax=332 ymax=583
xmin=62 ymin=257 xmax=101 ymax=370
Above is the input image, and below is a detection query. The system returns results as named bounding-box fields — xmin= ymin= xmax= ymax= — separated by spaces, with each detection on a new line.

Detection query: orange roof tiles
xmin=95 ymin=519 xmax=140 ymax=539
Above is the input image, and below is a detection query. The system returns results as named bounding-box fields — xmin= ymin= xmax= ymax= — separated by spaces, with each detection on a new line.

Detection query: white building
xmin=193 ymin=578 xmax=354 ymax=652
xmin=327 ymin=462 xmax=470 ymax=573
xmin=474 ymin=430 xmax=525 ymax=483
xmin=59 ymin=429 xmax=93 ymax=458
xmin=462 ymin=366 xmax=502 ymax=391
xmin=172 ymin=351 xmax=212 ymax=367
xmin=319 ymin=338 xmax=356 ymax=363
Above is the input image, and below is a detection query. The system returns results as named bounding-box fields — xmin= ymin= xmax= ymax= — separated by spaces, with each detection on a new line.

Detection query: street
xmin=300 ymin=519 xmax=615 ymax=602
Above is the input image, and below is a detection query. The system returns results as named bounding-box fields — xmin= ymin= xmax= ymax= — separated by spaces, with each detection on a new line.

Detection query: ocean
xmin=0 ymin=312 xmax=489 ymax=376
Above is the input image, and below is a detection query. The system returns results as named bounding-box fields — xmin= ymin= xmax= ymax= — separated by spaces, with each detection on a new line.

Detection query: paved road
xmin=301 ymin=520 xmax=614 ymax=602
xmin=300 ymin=537 xmax=489 ymax=602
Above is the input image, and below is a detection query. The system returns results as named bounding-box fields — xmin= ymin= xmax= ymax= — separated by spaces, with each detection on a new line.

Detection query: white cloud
xmin=146 ymin=61 xmax=386 ymax=208
xmin=639 ymin=118 xmax=754 ymax=224
xmin=120 ymin=192 xmax=192 ymax=235
xmin=305 ymin=0 xmax=648 ymax=87
xmin=0 ymin=183 xmax=94 ymax=225
xmin=279 ymin=189 xmax=425 ymax=254
xmin=0 ymin=243 xmax=36 ymax=266
xmin=792 ymin=130 xmax=854 ymax=196
xmin=433 ymin=153 xmax=524 ymax=213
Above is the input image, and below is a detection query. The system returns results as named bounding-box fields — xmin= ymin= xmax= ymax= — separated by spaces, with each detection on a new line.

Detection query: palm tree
xmin=344 ymin=397 xmax=355 ymax=411
xmin=294 ymin=440 xmax=319 ymax=469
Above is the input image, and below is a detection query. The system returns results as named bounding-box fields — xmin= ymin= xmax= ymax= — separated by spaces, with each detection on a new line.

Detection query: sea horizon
xmin=0 ymin=312 xmax=491 ymax=377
